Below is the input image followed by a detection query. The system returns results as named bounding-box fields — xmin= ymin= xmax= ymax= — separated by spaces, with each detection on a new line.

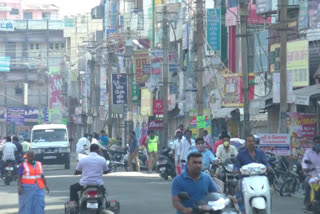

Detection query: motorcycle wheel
xmin=253 ymin=208 xmax=267 ymax=214
xmin=4 ymin=176 xmax=11 ymax=185
xmin=273 ymin=173 xmax=286 ymax=192
xmin=161 ymin=173 xmax=169 ymax=180
xmin=280 ymin=178 xmax=297 ymax=197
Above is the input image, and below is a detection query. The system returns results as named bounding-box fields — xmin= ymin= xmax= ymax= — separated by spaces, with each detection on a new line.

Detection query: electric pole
xmin=279 ymin=0 xmax=288 ymax=133
xmin=196 ymin=0 xmax=204 ymax=136
xmin=88 ymin=55 xmax=95 ymax=133
xmin=107 ymin=51 xmax=113 ymax=138
xmin=239 ymin=2 xmax=250 ymax=137
xmin=162 ymin=5 xmax=169 ymax=147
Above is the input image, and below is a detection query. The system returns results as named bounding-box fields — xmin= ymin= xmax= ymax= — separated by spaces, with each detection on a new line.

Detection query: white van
xmin=30 ymin=124 xmax=70 ymax=169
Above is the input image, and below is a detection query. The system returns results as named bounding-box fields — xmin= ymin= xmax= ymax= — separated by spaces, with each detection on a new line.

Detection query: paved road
xmin=0 ymin=156 xmax=306 ymax=214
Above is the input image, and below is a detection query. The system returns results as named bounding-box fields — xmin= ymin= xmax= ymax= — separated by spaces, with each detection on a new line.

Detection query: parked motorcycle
xmin=108 ymin=145 xmax=127 ymax=172
xmin=237 ymin=163 xmax=271 ymax=214
xmin=123 ymin=148 xmax=148 ymax=171
xmin=178 ymin=192 xmax=238 ymax=213
xmin=65 ymin=185 xmax=120 ymax=214
xmin=156 ymin=147 xmax=176 ymax=180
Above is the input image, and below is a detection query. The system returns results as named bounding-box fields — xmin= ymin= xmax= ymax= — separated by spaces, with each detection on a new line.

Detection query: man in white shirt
xmin=216 ymin=140 xmax=238 ymax=163
xmin=70 ymin=144 xmax=109 ymax=203
xmin=179 ymin=130 xmax=195 ymax=172
xmin=0 ymin=136 xmax=17 ymax=176
xmin=172 ymin=131 xmax=183 ymax=174
xmin=76 ymin=134 xmax=91 ymax=154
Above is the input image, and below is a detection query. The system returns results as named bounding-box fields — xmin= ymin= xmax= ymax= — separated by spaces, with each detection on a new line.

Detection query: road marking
xmin=45 ymin=172 xmax=161 ymax=179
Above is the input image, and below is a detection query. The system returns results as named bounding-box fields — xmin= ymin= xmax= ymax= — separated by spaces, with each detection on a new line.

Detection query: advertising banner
xmin=222 ymin=73 xmax=255 ymax=107
xmin=141 ymin=88 xmax=153 ymax=116
xmin=133 ymin=50 xmax=150 ymax=83
xmin=153 ymin=99 xmax=164 ymax=115
xmin=287 ymin=40 xmax=309 ymax=87
xmin=150 ymin=49 xmax=162 ymax=75
xmin=309 ymin=0 xmax=320 ymax=28
xmin=7 ymin=108 xmax=24 ymax=126
xmin=254 ymin=30 xmax=268 ymax=72
xmin=148 ymin=120 xmax=164 ymax=130
xmin=0 ymin=56 xmax=10 ymax=72
xmin=259 ymin=134 xmax=291 ymax=156
xmin=133 ymin=114 xmax=149 ymax=143
xmin=112 ymin=74 xmax=127 ymax=105
xmin=256 ymin=0 xmax=273 ymax=15
xmin=100 ymin=67 xmax=107 ymax=105
xmin=131 ymin=73 xmax=141 ymax=104
xmin=49 ymin=108 xmax=61 ymax=124
xmin=49 ymin=75 xmax=62 ymax=109
xmin=299 ymin=0 xmax=309 ymax=30
xmin=182 ymin=24 xmax=189 ymax=50
xmin=0 ymin=107 xmax=6 ymax=122
xmin=24 ymin=108 xmax=39 ymax=123
xmin=272 ymin=72 xmax=294 ymax=103
xmin=207 ymin=9 xmax=221 ymax=51
xmin=287 ymin=112 xmax=317 ymax=158
xmin=188 ymin=109 xmax=211 ymax=138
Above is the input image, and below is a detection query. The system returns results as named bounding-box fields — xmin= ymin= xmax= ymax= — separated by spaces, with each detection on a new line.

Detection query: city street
xmin=0 ymin=154 xmax=306 ymax=214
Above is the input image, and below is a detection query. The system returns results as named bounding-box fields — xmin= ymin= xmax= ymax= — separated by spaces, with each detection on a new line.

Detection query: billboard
xmin=272 ymin=72 xmax=294 ymax=103
xmin=133 ymin=50 xmax=150 ymax=83
xmin=207 ymin=9 xmax=221 ymax=51
xmin=259 ymin=134 xmax=291 ymax=156
xmin=141 ymin=88 xmax=153 ymax=116
xmin=112 ymin=74 xmax=127 ymax=105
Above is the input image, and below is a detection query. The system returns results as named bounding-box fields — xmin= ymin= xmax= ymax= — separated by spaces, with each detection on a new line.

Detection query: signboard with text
xmin=259 ymin=134 xmax=291 ymax=156
xmin=0 ymin=20 xmax=14 ymax=31
xmin=148 ymin=120 xmax=164 ymax=130
xmin=112 ymin=74 xmax=127 ymax=105
xmin=207 ymin=9 xmax=221 ymax=51
xmin=133 ymin=50 xmax=150 ymax=83
xmin=153 ymin=99 xmax=164 ymax=115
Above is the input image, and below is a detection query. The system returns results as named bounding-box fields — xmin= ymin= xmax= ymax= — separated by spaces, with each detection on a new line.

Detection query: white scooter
xmin=239 ymin=163 xmax=271 ymax=214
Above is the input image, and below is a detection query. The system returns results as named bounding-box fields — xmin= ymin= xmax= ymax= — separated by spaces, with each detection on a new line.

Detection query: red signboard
xmin=153 ymin=99 xmax=164 ymax=115
xmin=148 ymin=120 xmax=164 ymax=130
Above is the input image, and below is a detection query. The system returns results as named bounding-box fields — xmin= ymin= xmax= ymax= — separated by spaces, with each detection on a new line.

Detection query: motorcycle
xmin=156 ymin=147 xmax=176 ymax=180
xmin=65 ymin=185 xmax=120 ymax=214
xmin=219 ymin=158 xmax=237 ymax=196
xmin=123 ymin=147 xmax=148 ymax=171
xmin=108 ymin=145 xmax=127 ymax=172
xmin=238 ymin=163 xmax=271 ymax=214
xmin=178 ymin=191 xmax=238 ymax=213
xmin=303 ymin=160 xmax=320 ymax=214
xmin=2 ymin=160 xmax=17 ymax=185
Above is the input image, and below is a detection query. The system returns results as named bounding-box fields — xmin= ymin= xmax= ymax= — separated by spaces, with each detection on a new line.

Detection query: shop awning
xmin=212 ymin=108 xmax=237 ymax=119
xmin=293 ymin=84 xmax=320 ymax=105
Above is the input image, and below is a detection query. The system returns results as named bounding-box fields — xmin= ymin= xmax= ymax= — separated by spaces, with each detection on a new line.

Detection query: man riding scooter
xmin=70 ymin=144 xmax=109 ymax=204
xmin=233 ymin=135 xmax=272 ymax=214
xmin=302 ymin=136 xmax=320 ymax=211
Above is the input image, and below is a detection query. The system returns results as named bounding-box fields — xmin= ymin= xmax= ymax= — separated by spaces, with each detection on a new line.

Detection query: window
xmin=10 ymin=8 xmax=19 ymax=15
xmin=42 ymin=12 xmax=51 ymax=20
xmin=36 ymin=43 xmax=40 ymax=49
xmin=23 ymin=12 xmax=33 ymax=20
xmin=55 ymin=43 xmax=59 ymax=50
xmin=61 ymin=43 xmax=65 ymax=49
xmin=30 ymin=43 xmax=34 ymax=49
xmin=50 ymin=43 xmax=54 ymax=50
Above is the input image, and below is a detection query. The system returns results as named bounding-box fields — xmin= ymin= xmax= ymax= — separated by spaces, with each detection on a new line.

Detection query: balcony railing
xmin=14 ymin=20 xmax=64 ymax=30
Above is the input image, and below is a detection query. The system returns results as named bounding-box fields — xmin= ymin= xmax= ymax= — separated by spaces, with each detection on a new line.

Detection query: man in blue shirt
xmin=171 ymin=152 xmax=218 ymax=214
xmin=99 ymin=130 xmax=109 ymax=148
xmin=233 ymin=135 xmax=272 ymax=213
xmin=188 ymin=138 xmax=216 ymax=170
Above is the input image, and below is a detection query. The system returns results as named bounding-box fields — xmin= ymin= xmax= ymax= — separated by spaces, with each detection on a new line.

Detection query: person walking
xmin=99 ymin=130 xmax=109 ymax=149
xmin=128 ymin=131 xmax=140 ymax=172
xmin=146 ymin=130 xmax=159 ymax=173
xmin=17 ymin=151 xmax=49 ymax=214
xmin=173 ymin=131 xmax=183 ymax=175
xmin=179 ymin=130 xmax=195 ymax=172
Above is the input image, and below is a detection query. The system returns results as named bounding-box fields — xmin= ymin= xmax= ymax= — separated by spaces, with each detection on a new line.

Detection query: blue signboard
xmin=0 ymin=56 xmax=10 ymax=72
xmin=0 ymin=20 xmax=14 ymax=31
xmin=207 ymin=9 xmax=221 ymax=51
xmin=24 ymin=107 xmax=39 ymax=123
xmin=7 ymin=108 xmax=24 ymax=126
xmin=112 ymin=74 xmax=127 ymax=105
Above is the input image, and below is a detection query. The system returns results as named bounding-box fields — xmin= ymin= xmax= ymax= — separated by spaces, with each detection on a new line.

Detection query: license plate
xmin=160 ymin=167 xmax=166 ymax=172
xmin=43 ymin=156 xmax=56 ymax=159
xmin=5 ymin=167 xmax=14 ymax=170
xmin=87 ymin=202 xmax=98 ymax=209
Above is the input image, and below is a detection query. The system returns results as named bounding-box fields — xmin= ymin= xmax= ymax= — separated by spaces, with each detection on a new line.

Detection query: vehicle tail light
xmin=7 ymin=163 xmax=13 ymax=167
xmin=83 ymin=190 xmax=100 ymax=198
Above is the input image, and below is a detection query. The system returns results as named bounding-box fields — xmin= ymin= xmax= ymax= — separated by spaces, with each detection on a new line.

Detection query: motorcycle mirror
xmin=178 ymin=192 xmax=191 ymax=200
xmin=304 ymin=160 xmax=312 ymax=165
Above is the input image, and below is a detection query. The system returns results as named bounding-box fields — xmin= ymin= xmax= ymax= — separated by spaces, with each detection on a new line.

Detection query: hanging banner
xmin=188 ymin=109 xmax=211 ymax=138
xmin=49 ymin=75 xmax=62 ymax=109
xmin=112 ymin=74 xmax=127 ymax=105
xmin=169 ymin=51 xmax=178 ymax=72
xmin=24 ymin=108 xmax=39 ymax=123
xmin=150 ymin=49 xmax=163 ymax=75
xmin=259 ymin=134 xmax=291 ymax=156
xmin=141 ymin=88 xmax=153 ymax=116
xmin=299 ymin=0 xmax=308 ymax=30
xmin=207 ymin=8 xmax=221 ymax=51
xmin=309 ymin=0 xmax=320 ymax=29
xmin=153 ymin=99 xmax=164 ymax=115
xmin=133 ymin=50 xmax=150 ymax=83
xmin=287 ymin=40 xmax=309 ymax=87
xmin=272 ymin=72 xmax=294 ymax=103
xmin=287 ymin=112 xmax=317 ymax=158
xmin=131 ymin=69 xmax=141 ymax=104
xmin=254 ymin=30 xmax=268 ymax=72
xmin=100 ymin=67 xmax=107 ymax=105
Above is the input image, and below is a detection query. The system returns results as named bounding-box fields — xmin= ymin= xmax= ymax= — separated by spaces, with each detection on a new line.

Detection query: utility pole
xmin=107 ymin=51 xmax=113 ymax=138
xmin=162 ymin=5 xmax=169 ymax=147
xmin=88 ymin=55 xmax=95 ymax=133
xmin=279 ymin=0 xmax=288 ymax=133
xmin=196 ymin=0 xmax=204 ymax=136
xmin=239 ymin=2 xmax=250 ymax=137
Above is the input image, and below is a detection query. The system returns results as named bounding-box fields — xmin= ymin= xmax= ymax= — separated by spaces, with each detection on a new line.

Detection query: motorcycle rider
xmin=216 ymin=140 xmax=238 ymax=163
xmin=12 ymin=135 xmax=23 ymax=163
xmin=233 ymin=135 xmax=272 ymax=214
xmin=302 ymin=136 xmax=320 ymax=211
xmin=171 ymin=152 xmax=218 ymax=214
xmin=76 ymin=134 xmax=90 ymax=155
xmin=213 ymin=131 xmax=230 ymax=155
xmin=0 ymin=136 xmax=17 ymax=177
xmin=70 ymin=144 xmax=109 ymax=204
xmin=188 ymin=138 xmax=216 ymax=171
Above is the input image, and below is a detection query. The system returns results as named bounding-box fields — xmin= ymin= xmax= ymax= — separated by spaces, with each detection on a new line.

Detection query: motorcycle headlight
xmin=292 ymin=164 xmax=297 ymax=173
xmin=58 ymin=147 xmax=70 ymax=153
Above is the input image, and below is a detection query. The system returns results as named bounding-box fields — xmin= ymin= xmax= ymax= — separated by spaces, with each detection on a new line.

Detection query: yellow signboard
xmin=141 ymin=88 xmax=153 ymax=116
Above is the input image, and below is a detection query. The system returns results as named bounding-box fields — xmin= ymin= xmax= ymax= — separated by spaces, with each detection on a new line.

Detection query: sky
xmin=25 ymin=0 xmax=101 ymax=16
